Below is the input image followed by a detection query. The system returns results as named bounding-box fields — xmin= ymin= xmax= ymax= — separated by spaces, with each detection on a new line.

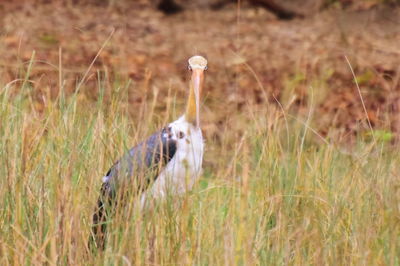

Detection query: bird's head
xmin=186 ymin=55 xmax=207 ymax=128
xmin=188 ymin=55 xmax=208 ymax=71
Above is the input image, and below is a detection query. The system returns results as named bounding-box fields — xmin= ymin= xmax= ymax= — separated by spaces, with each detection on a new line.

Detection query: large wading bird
xmin=89 ymin=55 xmax=208 ymax=250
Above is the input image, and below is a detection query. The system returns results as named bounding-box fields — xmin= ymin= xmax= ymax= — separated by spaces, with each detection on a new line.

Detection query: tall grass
xmin=0 ymin=60 xmax=399 ymax=265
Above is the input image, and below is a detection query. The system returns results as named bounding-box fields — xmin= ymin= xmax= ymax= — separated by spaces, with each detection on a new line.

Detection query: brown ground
xmin=0 ymin=2 xmax=399 ymax=144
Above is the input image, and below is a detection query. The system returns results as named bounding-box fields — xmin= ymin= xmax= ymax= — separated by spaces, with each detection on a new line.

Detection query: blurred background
xmin=0 ymin=0 xmax=399 ymax=145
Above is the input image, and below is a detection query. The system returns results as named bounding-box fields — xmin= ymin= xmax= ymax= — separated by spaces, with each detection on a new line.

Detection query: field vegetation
xmin=0 ymin=0 xmax=400 ymax=265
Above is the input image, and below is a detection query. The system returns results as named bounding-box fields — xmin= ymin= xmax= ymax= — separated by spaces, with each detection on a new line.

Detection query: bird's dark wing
xmin=103 ymin=126 xmax=177 ymax=195
xmin=89 ymin=126 xmax=176 ymax=250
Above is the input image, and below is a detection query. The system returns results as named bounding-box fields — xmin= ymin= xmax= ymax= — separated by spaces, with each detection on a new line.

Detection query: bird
xmin=89 ymin=55 xmax=208 ymax=250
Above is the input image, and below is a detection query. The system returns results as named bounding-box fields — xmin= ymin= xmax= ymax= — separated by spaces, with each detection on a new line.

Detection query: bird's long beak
xmin=189 ymin=68 xmax=204 ymax=128
xmin=186 ymin=55 xmax=207 ymax=128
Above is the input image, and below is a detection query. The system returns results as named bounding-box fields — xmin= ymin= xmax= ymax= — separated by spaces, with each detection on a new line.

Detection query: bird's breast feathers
xmin=146 ymin=116 xmax=204 ymax=199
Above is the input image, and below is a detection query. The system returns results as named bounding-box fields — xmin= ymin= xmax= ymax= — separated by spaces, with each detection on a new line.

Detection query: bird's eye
xmin=178 ymin=131 xmax=185 ymax=139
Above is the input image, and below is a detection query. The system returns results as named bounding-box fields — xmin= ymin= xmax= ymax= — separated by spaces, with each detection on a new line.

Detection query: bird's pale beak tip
xmin=188 ymin=55 xmax=208 ymax=71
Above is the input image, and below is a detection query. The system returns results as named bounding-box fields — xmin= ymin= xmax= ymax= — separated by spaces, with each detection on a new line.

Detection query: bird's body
xmin=90 ymin=55 xmax=208 ymax=250
xmin=143 ymin=115 xmax=204 ymax=204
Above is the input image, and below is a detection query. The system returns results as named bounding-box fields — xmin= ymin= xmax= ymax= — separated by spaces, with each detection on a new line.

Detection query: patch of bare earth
xmin=0 ymin=2 xmax=399 ymax=144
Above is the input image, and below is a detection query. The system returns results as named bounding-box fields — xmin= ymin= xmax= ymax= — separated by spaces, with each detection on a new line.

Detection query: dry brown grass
xmin=0 ymin=2 xmax=400 ymax=265
xmin=0 ymin=2 xmax=399 ymax=142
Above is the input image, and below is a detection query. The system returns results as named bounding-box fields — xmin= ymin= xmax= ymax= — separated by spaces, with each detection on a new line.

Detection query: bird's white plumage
xmin=141 ymin=115 xmax=204 ymax=205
